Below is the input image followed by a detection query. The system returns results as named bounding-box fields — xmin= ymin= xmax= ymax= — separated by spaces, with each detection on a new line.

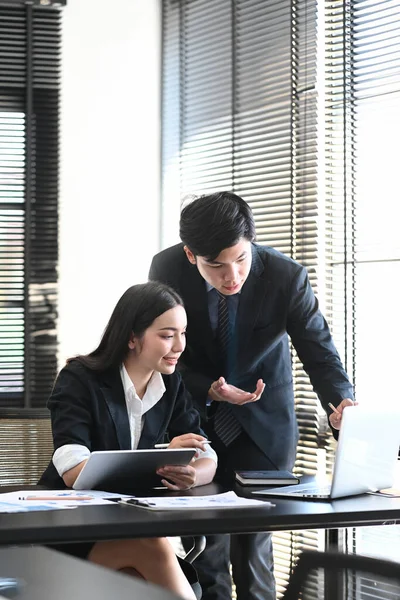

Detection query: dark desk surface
xmin=0 ymin=546 xmax=179 ymax=599
xmin=1 ymin=482 xmax=400 ymax=546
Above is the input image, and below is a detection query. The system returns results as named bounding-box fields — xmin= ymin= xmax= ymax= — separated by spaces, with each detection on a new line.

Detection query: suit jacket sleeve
xmin=177 ymin=354 xmax=213 ymax=421
xmin=149 ymin=253 xmax=175 ymax=288
xmin=166 ymin=376 xmax=207 ymax=439
xmin=48 ymin=365 xmax=94 ymax=452
xmin=287 ymin=265 xmax=354 ymax=411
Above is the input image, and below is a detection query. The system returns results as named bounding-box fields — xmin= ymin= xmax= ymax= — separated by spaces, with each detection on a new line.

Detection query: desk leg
xmin=325 ymin=527 xmax=345 ymax=552
xmin=324 ymin=528 xmax=345 ymax=600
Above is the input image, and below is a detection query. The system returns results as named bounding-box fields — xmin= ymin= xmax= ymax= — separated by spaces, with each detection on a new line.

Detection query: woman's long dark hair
xmin=72 ymin=282 xmax=183 ymax=371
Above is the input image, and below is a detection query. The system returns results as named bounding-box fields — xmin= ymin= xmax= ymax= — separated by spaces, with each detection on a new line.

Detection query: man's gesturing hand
xmin=209 ymin=377 xmax=265 ymax=405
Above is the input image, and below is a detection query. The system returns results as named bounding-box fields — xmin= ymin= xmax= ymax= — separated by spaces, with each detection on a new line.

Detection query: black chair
xmin=178 ymin=536 xmax=205 ymax=600
xmin=282 ymin=550 xmax=400 ymax=600
xmin=0 ymin=546 xmax=183 ymax=600
xmin=184 ymin=536 xmax=207 ymax=564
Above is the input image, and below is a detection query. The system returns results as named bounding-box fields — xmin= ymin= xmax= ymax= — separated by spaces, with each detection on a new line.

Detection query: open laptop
xmin=253 ymin=406 xmax=400 ymax=500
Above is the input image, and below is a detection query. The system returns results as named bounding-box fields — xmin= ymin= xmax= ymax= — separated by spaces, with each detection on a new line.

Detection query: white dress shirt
xmin=53 ymin=365 xmax=216 ymax=477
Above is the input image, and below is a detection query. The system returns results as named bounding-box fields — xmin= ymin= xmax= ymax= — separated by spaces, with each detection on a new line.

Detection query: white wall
xmin=59 ymin=0 xmax=161 ymax=362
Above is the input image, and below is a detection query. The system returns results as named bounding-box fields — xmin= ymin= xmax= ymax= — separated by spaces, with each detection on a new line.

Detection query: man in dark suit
xmin=149 ymin=191 xmax=354 ymax=600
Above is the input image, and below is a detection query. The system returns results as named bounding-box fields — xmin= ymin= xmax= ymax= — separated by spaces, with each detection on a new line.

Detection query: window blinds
xmin=0 ymin=1 xmax=64 ymax=407
xmin=163 ymin=0 xmax=400 ymax=594
xmin=162 ymin=0 xmax=326 ymax=594
xmin=326 ymin=0 xmax=400 ymax=597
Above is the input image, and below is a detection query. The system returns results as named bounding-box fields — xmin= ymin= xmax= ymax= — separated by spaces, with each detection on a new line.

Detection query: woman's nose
xmin=173 ymin=335 xmax=185 ymax=353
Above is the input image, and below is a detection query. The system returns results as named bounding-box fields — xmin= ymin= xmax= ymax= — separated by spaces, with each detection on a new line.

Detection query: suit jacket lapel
xmin=138 ymin=393 xmax=169 ymax=449
xmin=180 ymin=261 xmax=218 ymax=364
xmin=235 ymin=245 xmax=268 ymax=365
xmin=100 ymin=369 xmax=131 ymax=450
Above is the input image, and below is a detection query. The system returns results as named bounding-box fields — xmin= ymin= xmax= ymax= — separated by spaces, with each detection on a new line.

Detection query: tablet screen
xmin=73 ymin=448 xmax=196 ymax=493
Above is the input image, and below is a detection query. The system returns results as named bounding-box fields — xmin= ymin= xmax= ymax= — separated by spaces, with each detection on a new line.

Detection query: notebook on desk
xmin=253 ymin=406 xmax=400 ymax=500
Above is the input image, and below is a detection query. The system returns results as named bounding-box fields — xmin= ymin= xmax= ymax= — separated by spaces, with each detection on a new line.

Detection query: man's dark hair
xmin=179 ymin=191 xmax=256 ymax=259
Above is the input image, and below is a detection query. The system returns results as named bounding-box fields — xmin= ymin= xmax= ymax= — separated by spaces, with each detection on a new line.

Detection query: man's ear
xmin=183 ymin=245 xmax=197 ymax=265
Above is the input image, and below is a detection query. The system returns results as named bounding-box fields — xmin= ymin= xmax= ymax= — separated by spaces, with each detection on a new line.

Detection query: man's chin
xmin=220 ymin=283 xmax=242 ymax=295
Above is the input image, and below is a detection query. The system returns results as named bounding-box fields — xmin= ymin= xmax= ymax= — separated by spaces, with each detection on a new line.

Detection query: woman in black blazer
xmin=40 ymin=282 xmax=217 ymax=600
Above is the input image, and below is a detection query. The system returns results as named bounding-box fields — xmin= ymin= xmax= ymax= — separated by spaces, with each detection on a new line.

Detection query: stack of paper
xmin=120 ymin=491 xmax=274 ymax=510
xmin=0 ymin=489 xmax=127 ymax=513
xmin=0 ymin=489 xmax=273 ymax=513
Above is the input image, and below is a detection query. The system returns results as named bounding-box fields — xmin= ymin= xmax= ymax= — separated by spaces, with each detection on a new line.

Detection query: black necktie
xmin=213 ymin=293 xmax=242 ymax=446
xmin=216 ymin=291 xmax=231 ymax=369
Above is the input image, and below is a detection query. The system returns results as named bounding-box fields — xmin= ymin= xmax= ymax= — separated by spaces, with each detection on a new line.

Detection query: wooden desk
xmin=0 ymin=483 xmax=399 ymax=546
xmin=0 ymin=546 xmax=179 ymax=599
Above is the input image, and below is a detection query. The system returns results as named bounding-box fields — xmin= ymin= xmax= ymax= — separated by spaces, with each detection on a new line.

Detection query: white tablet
xmin=73 ymin=448 xmax=196 ymax=493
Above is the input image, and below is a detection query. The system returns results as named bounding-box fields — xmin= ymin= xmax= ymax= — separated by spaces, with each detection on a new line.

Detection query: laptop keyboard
xmin=289 ymin=485 xmax=332 ymax=497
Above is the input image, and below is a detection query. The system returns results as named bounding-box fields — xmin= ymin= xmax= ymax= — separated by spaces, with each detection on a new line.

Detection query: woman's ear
xmin=128 ymin=333 xmax=136 ymax=350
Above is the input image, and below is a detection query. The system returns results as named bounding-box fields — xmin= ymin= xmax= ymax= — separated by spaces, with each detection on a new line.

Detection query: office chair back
xmin=0 ymin=408 xmax=53 ymax=486
xmin=282 ymin=550 xmax=400 ymax=600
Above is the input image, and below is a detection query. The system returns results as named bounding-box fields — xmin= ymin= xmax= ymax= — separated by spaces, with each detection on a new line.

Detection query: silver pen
xmin=328 ymin=402 xmax=340 ymax=415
